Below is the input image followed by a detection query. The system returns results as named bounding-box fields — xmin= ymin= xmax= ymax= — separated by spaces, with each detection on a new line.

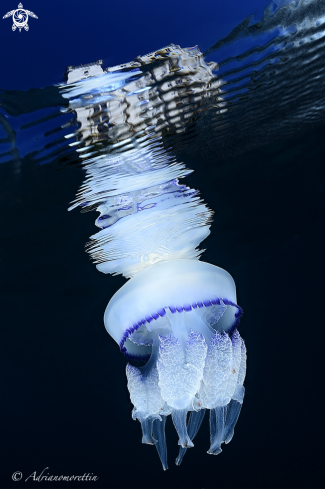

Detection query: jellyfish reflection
xmin=64 ymin=44 xmax=246 ymax=469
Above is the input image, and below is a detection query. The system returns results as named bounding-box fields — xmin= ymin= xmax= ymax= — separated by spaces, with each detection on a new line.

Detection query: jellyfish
xmin=63 ymin=44 xmax=246 ymax=469
xmin=105 ymin=259 xmax=246 ymax=469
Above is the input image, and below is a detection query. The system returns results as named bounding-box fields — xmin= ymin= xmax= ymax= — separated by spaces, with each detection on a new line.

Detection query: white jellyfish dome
xmin=105 ymin=259 xmax=240 ymax=359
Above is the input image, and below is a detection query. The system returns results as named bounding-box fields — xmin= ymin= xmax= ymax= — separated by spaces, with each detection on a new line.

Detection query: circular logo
xmin=13 ymin=9 xmax=28 ymax=28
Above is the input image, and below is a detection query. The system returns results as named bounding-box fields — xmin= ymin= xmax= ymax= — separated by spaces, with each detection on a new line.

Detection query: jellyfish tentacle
xmin=223 ymin=399 xmax=242 ymax=445
xmin=139 ymin=415 xmax=158 ymax=445
xmin=153 ymin=415 xmax=168 ymax=470
xmin=199 ymin=331 xmax=233 ymax=409
xmin=157 ymin=330 xmax=207 ymax=410
xmin=226 ymin=329 xmax=242 ymax=400
xmin=237 ymin=336 xmax=247 ymax=386
xmin=157 ymin=329 xmax=207 ymax=448
xmin=123 ymin=276 xmax=245 ymax=465
xmin=176 ymin=409 xmax=206 ymax=466
xmin=172 ymin=409 xmax=194 ymax=448
xmin=207 ymin=406 xmax=227 ymax=455
xmin=126 ymin=360 xmax=165 ymax=445
xmin=232 ymin=333 xmax=246 ymax=405
xmin=223 ymin=333 xmax=246 ymax=444
xmin=233 ymin=384 xmax=245 ymax=403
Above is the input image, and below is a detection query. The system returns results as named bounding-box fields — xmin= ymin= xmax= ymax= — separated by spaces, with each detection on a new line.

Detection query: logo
xmin=3 ymin=3 xmax=38 ymax=32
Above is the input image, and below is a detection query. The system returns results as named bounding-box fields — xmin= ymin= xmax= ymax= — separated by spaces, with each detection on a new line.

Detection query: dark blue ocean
xmin=1 ymin=1 xmax=324 ymax=488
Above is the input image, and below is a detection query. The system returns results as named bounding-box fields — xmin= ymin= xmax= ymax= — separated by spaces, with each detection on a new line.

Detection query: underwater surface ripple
xmin=1 ymin=0 xmax=325 ymax=169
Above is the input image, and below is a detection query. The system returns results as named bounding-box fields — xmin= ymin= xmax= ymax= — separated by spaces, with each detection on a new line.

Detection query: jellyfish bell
xmin=104 ymin=259 xmax=246 ymax=469
xmin=104 ymin=259 xmax=240 ymax=354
